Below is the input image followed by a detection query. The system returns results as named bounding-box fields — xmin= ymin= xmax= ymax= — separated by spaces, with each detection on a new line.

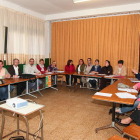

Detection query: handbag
xmin=20 ymin=74 xmax=37 ymax=83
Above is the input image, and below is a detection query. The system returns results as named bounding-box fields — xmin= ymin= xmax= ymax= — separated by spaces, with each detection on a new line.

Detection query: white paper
xmin=115 ymin=92 xmax=137 ymax=99
xmin=45 ymin=72 xmax=53 ymax=74
xmin=128 ymin=78 xmax=140 ymax=83
xmin=118 ymin=88 xmax=138 ymax=93
xmin=95 ymin=92 xmax=112 ymax=97
xmin=89 ymin=73 xmax=95 ymax=75
xmin=56 ymin=71 xmax=64 ymax=73
xmin=104 ymin=75 xmax=114 ymax=78
xmin=98 ymin=74 xmax=105 ymax=75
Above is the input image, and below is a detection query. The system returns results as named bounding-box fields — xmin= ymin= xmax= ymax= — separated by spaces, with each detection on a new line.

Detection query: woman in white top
xmin=0 ymin=60 xmax=13 ymax=100
xmin=74 ymin=59 xmax=85 ymax=85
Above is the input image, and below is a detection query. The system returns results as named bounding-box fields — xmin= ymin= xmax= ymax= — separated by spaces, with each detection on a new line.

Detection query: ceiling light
xmin=73 ymin=0 xmax=92 ymax=3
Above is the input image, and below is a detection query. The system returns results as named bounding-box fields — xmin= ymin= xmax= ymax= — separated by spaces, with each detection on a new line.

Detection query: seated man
xmin=115 ymin=103 xmax=140 ymax=126
xmin=114 ymin=60 xmax=127 ymax=76
xmin=0 ymin=60 xmax=13 ymax=100
xmin=8 ymin=58 xmax=26 ymax=95
xmin=81 ymin=58 xmax=93 ymax=87
xmin=89 ymin=59 xmax=101 ymax=88
xmin=47 ymin=61 xmax=58 ymax=86
xmin=24 ymin=58 xmax=42 ymax=91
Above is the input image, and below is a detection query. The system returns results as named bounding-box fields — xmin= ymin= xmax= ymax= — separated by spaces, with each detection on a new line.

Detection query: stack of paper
xmin=128 ymin=78 xmax=140 ymax=83
xmin=45 ymin=72 xmax=53 ymax=74
xmin=56 ymin=71 xmax=64 ymax=73
xmin=118 ymin=88 xmax=138 ymax=93
xmin=94 ymin=92 xmax=112 ymax=97
xmin=104 ymin=75 xmax=114 ymax=78
xmin=115 ymin=92 xmax=137 ymax=99
xmin=89 ymin=73 xmax=95 ymax=75
xmin=98 ymin=74 xmax=106 ymax=76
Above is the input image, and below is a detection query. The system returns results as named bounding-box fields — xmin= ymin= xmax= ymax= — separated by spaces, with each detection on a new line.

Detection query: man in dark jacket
xmin=89 ymin=59 xmax=101 ymax=88
xmin=8 ymin=58 xmax=26 ymax=96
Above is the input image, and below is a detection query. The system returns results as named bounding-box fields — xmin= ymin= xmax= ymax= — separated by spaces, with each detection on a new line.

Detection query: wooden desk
xmin=0 ymin=102 xmax=44 ymax=140
xmin=92 ymin=79 xmax=137 ymax=134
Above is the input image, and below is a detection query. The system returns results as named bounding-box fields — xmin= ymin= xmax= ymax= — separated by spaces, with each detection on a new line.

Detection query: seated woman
xmin=109 ymin=82 xmax=140 ymax=114
xmin=0 ymin=60 xmax=13 ymax=101
xmin=100 ymin=60 xmax=113 ymax=89
xmin=65 ymin=60 xmax=75 ymax=85
xmin=37 ymin=59 xmax=48 ymax=74
xmin=114 ymin=60 xmax=127 ymax=76
xmin=89 ymin=59 xmax=101 ymax=88
xmin=74 ymin=59 xmax=85 ymax=85
xmin=132 ymin=69 xmax=140 ymax=80
xmin=47 ymin=61 xmax=58 ymax=86
xmin=115 ymin=103 xmax=140 ymax=126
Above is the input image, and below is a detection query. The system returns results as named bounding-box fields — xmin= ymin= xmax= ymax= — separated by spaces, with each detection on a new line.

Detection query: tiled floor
xmin=0 ymin=83 xmax=128 ymax=140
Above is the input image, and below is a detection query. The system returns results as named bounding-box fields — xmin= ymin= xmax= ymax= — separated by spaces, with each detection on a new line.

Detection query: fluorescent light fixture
xmin=73 ymin=0 xmax=92 ymax=3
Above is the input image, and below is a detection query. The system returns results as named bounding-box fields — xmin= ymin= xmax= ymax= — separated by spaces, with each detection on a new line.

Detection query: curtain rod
xmin=51 ymin=11 xmax=140 ymax=23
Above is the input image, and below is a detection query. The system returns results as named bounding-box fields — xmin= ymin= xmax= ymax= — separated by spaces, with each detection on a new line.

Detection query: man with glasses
xmin=81 ymin=58 xmax=93 ymax=87
xmin=8 ymin=58 xmax=26 ymax=96
xmin=24 ymin=58 xmax=42 ymax=91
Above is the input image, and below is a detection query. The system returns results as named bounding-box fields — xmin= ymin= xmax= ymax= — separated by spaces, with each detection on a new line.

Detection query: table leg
xmin=0 ymin=110 xmax=5 ymax=140
xmin=17 ymin=114 xmax=19 ymax=135
xmin=39 ymin=110 xmax=43 ymax=140
xmin=8 ymin=84 xmax=10 ymax=99
xmin=95 ymin=103 xmax=122 ymax=134
xmin=26 ymin=81 xmax=37 ymax=98
xmin=37 ymin=79 xmax=43 ymax=97
xmin=23 ymin=116 xmax=29 ymax=140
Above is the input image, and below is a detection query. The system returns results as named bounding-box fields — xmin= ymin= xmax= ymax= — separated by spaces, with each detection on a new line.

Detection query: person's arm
xmin=8 ymin=66 xmax=14 ymax=77
xmin=98 ymin=66 xmax=101 ymax=74
xmin=113 ymin=66 xmax=117 ymax=75
xmin=75 ymin=65 xmax=78 ymax=72
xmin=37 ymin=65 xmax=41 ymax=72
xmin=110 ymin=66 xmax=113 ymax=75
xmin=122 ymin=66 xmax=127 ymax=76
xmin=5 ymin=68 xmax=11 ymax=78
xmin=89 ymin=66 xmax=94 ymax=73
xmin=137 ymin=103 xmax=140 ymax=110
xmin=65 ymin=65 xmax=69 ymax=72
xmin=133 ymin=83 xmax=140 ymax=90
xmin=72 ymin=65 xmax=75 ymax=72
xmin=34 ymin=66 xmax=40 ymax=74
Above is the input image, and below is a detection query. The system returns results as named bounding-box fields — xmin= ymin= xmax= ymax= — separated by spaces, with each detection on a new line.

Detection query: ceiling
xmin=5 ymin=0 xmax=140 ymax=15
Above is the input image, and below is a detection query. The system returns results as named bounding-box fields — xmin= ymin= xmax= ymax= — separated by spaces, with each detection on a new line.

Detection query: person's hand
xmin=5 ymin=74 xmax=11 ymax=78
xmin=45 ymin=70 xmax=48 ymax=73
xmin=132 ymin=69 xmax=138 ymax=74
xmin=137 ymin=103 xmax=140 ymax=110
xmin=133 ymin=85 xmax=138 ymax=90
xmin=94 ymin=72 xmax=98 ymax=74
xmin=91 ymin=71 xmax=95 ymax=74
xmin=36 ymin=72 xmax=41 ymax=75
xmin=13 ymin=75 xmax=18 ymax=78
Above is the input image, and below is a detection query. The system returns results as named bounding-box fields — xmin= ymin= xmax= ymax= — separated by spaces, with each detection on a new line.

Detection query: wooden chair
xmin=108 ymin=135 xmax=127 ymax=140
xmin=122 ymin=124 xmax=140 ymax=140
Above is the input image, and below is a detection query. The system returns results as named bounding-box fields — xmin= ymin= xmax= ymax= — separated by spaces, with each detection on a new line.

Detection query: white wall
xmin=45 ymin=3 xmax=140 ymax=21
xmin=0 ymin=0 xmax=45 ymax=20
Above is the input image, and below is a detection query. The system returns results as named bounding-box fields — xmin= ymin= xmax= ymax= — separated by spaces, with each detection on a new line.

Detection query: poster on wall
xmin=46 ymin=75 xmax=51 ymax=87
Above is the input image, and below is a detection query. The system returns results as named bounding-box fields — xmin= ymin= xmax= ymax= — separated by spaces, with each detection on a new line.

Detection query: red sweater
xmin=37 ymin=64 xmax=47 ymax=74
xmin=65 ymin=65 xmax=75 ymax=72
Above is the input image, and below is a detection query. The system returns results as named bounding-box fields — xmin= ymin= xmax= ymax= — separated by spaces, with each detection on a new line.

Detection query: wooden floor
xmin=0 ymin=83 xmax=133 ymax=140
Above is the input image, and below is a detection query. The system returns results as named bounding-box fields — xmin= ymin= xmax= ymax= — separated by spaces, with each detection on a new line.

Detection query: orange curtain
xmin=51 ymin=14 xmax=140 ymax=76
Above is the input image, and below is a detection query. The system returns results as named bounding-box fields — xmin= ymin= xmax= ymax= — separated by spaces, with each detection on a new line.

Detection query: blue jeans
xmin=51 ymin=75 xmax=57 ymax=85
xmin=120 ymin=95 xmax=140 ymax=113
xmin=0 ymin=85 xmax=14 ymax=100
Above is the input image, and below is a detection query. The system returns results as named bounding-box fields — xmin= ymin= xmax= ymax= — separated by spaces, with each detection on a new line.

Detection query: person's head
xmin=29 ymin=58 xmax=34 ymax=66
xmin=67 ymin=60 xmax=73 ymax=66
xmin=79 ymin=59 xmax=84 ymax=65
xmin=87 ymin=58 xmax=92 ymax=65
xmin=39 ymin=59 xmax=44 ymax=65
xmin=13 ymin=58 xmax=19 ymax=67
xmin=95 ymin=59 xmax=99 ymax=66
xmin=105 ymin=60 xmax=110 ymax=67
xmin=52 ymin=61 xmax=56 ymax=67
xmin=0 ymin=60 xmax=3 ymax=69
xmin=118 ymin=60 xmax=124 ymax=68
